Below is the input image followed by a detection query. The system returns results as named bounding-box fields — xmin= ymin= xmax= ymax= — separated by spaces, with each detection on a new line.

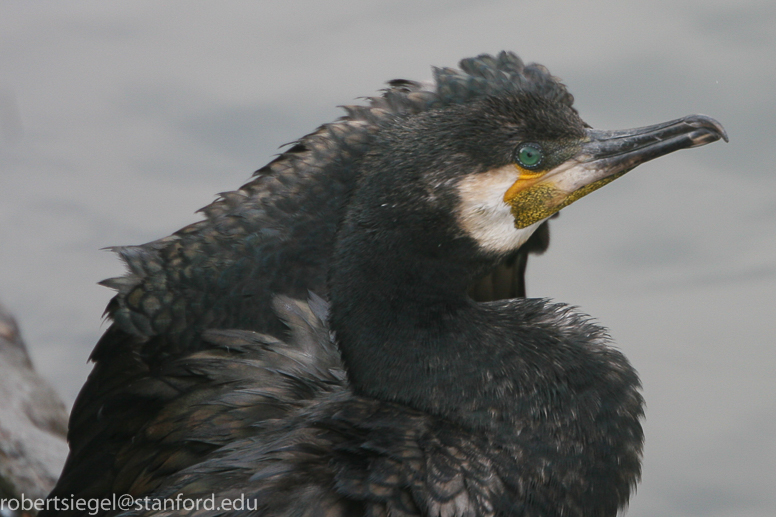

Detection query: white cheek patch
xmin=456 ymin=165 xmax=545 ymax=254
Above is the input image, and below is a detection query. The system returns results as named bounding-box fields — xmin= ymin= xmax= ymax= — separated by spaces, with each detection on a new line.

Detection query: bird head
xmin=433 ymin=53 xmax=729 ymax=257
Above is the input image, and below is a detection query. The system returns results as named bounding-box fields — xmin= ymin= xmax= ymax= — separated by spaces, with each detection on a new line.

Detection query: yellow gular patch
xmin=507 ymin=170 xmax=628 ymax=229
xmin=508 ymin=184 xmax=565 ymax=229
xmin=501 ymin=165 xmax=562 ymax=229
xmin=503 ymin=166 xmax=548 ymax=204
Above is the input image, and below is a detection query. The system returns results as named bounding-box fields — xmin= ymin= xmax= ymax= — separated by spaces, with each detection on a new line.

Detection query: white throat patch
xmin=456 ymin=165 xmax=545 ymax=254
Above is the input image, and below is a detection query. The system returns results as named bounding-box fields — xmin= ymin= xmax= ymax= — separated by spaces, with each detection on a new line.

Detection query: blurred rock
xmin=0 ymin=301 xmax=68 ymax=512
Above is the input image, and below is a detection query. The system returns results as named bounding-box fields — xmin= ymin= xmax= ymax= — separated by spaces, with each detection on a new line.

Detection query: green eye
xmin=516 ymin=143 xmax=543 ymax=168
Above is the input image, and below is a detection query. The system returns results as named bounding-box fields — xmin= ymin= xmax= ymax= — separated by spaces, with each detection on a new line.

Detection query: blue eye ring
xmin=515 ymin=143 xmax=543 ymax=169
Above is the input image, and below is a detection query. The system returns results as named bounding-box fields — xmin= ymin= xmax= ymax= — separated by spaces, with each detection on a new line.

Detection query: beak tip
xmin=687 ymin=114 xmax=728 ymax=144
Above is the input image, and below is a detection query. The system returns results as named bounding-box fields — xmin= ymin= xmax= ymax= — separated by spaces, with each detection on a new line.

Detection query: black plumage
xmin=45 ymin=52 xmax=726 ymax=517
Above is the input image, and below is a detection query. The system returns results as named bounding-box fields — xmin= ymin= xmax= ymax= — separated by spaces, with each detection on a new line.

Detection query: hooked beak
xmin=506 ymin=114 xmax=728 ymax=228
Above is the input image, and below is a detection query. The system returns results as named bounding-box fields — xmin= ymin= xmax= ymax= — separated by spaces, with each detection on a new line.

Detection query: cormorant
xmin=45 ymin=52 xmax=726 ymax=517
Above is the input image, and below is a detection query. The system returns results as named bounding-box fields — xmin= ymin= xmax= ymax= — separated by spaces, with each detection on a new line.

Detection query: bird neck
xmin=329 ymin=231 xmax=489 ymax=426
